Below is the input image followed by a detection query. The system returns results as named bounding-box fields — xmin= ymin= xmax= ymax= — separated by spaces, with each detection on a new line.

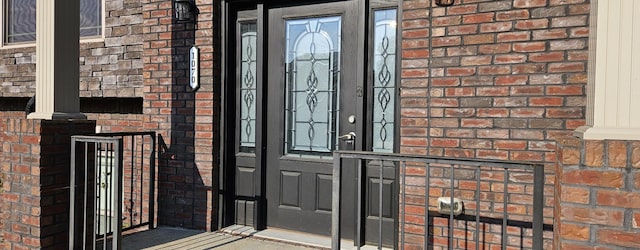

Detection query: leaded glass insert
xmin=284 ymin=16 xmax=341 ymax=155
xmin=372 ymin=9 xmax=397 ymax=153
xmin=239 ymin=22 xmax=257 ymax=151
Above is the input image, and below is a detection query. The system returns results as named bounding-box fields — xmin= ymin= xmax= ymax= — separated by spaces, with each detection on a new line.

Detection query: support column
xmin=27 ymin=0 xmax=85 ymax=120
xmin=575 ymin=0 xmax=640 ymax=140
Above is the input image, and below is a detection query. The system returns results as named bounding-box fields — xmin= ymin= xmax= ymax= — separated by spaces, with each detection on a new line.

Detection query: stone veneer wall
xmin=554 ymin=137 xmax=640 ymax=249
xmin=0 ymin=117 xmax=95 ymax=249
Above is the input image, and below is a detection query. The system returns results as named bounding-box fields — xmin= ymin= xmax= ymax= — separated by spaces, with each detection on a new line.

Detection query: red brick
xmin=596 ymin=190 xmax=640 ymax=209
xmin=530 ymin=97 xmax=563 ymax=106
xmin=432 ymin=16 xmax=462 ymax=26
xmin=514 ymin=0 xmax=547 ymax=8
xmin=634 ymin=212 xmax=640 ymax=228
xmin=546 ymin=85 xmax=583 ymax=95
xmin=478 ymin=66 xmax=511 ymax=75
xmin=513 ymin=64 xmax=546 ymax=74
xmin=480 ymin=22 xmax=513 ymax=33
xmin=584 ymin=140 xmax=604 ymax=167
xmin=461 ymin=119 xmax=492 ymax=128
xmin=560 ymin=222 xmax=590 ymax=241
xmin=495 ymin=54 xmax=527 ymax=64
xmin=533 ymin=29 xmax=568 ymax=40
xmin=496 ymin=75 xmax=528 ymax=85
xmin=461 ymin=56 xmax=492 ymax=66
xmin=496 ymin=10 xmax=530 ymax=21
xmin=515 ymin=19 xmax=549 ymax=30
xmin=447 ymin=5 xmax=477 ymax=15
xmin=606 ymin=141 xmax=627 ymax=168
xmin=497 ymin=31 xmax=531 ymax=42
xmin=463 ymin=34 xmax=494 ymax=45
xmin=513 ymin=42 xmax=546 ymax=52
xmin=530 ymin=51 xmax=565 ymax=62
xmin=431 ymin=138 xmax=459 ymax=147
xmin=598 ymin=230 xmax=640 ymax=249
xmin=561 ymin=186 xmax=590 ymax=204
xmin=561 ymin=205 xmax=624 ymax=226
xmin=551 ymin=16 xmax=588 ymax=28
xmin=478 ymin=43 xmax=511 ymax=54
xmin=562 ymin=170 xmax=624 ymax=188
xmin=402 ymin=49 xmax=429 ymax=59
xmin=463 ymin=13 xmax=494 ymax=24
xmin=432 ymin=36 xmax=462 ymax=47
xmin=549 ymin=62 xmax=585 ymax=73
xmin=448 ymin=25 xmax=478 ymax=35
xmin=446 ymin=67 xmax=476 ymax=76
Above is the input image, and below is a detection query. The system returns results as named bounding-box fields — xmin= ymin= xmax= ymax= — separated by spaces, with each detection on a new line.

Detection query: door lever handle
xmin=338 ymin=132 xmax=357 ymax=141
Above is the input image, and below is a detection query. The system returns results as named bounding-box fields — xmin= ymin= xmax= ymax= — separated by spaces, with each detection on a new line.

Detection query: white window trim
xmin=0 ymin=0 xmax=106 ymax=49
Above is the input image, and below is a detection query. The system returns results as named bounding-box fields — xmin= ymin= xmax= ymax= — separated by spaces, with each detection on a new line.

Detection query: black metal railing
xmin=69 ymin=132 xmax=156 ymax=250
xmin=331 ymin=151 xmax=545 ymax=250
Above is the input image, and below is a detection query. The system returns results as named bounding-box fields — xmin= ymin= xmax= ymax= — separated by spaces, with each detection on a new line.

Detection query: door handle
xmin=338 ymin=132 xmax=357 ymax=141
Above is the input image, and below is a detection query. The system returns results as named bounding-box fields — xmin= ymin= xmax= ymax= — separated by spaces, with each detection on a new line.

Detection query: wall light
xmin=174 ymin=0 xmax=198 ymax=23
xmin=435 ymin=0 xmax=455 ymax=7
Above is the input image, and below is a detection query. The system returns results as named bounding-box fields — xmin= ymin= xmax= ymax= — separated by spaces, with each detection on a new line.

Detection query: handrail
xmin=331 ymin=150 xmax=545 ymax=250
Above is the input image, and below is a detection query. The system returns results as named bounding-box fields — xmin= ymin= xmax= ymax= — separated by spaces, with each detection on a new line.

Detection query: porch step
xmin=221 ymin=225 xmax=392 ymax=250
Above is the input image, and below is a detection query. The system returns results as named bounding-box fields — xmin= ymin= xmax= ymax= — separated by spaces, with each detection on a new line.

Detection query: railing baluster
xmin=502 ymin=168 xmax=508 ymax=250
xmin=378 ymin=160 xmax=384 ymax=250
xmin=449 ymin=164 xmax=455 ymax=249
xmin=357 ymin=159 xmax=362 ymax=250
xmin=400 ymin=160 xmax=406 ymax=250
xmin=424 ymin=162 xmax=430 ymax=250
xmin=331 ymin=152 xmax=342 ymax=250
xmin=475 ymin=167 xmax=480 ymax=250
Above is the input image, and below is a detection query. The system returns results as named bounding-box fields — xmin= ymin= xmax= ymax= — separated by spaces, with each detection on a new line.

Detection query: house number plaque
xmin=189 ymin=46 xmax=199 ymax=90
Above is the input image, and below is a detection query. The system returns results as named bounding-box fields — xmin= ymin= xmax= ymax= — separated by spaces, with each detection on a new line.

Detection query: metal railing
xmin=331 ymin=151 xmax=545 ymax=250
xmin=69 ymin=132 xmax=156 ymax=250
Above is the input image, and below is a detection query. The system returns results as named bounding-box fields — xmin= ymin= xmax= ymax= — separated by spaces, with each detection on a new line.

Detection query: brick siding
xmin=142 ymin=0 xmax=217 ymax=230
xmin=554 ymin=138 xmax=640 ymax=249
xmin=0 ymin=0 xmax=144 ymax=98
xmin=400 ymin=0 xmax=588 ymax=160
xmin=0 ymin=117 xmax=95 ymax=249
xmin=399 ymin=0 xmax=589 ymax=248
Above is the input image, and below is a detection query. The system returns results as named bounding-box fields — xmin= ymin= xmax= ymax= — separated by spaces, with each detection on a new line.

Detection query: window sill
xmin=0 ymin=37 xmax=105 ymax=50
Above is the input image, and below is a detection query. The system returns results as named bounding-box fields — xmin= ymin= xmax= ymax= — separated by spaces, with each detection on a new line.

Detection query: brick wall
xmin=400 ymin=0 xmax=588 ymax=161
xmin=0 ymin=118 xmax=95 ymax=249
xmin=554 ymin=138 xmax=640 ymax=249
xmin=142 ymin=0 xmax=217 ymax=230
xmin=399 ymin=0 xmax=589 ymax=248
xmin=0 ymin=0 xmax=143 ymax=98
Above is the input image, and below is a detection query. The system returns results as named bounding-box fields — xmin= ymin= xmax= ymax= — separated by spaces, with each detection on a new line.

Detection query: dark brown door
xmin=265 ymin=1 xmax=361 ymax=236
xmin=226 ymin=0 xmax=399 ymax=246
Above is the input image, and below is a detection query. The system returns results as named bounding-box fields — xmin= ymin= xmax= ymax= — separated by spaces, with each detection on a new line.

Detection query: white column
xmin=575 ymin=0 xmax=640 ymax=140
xmin=27 ymin=0 xmax=85 ymax=120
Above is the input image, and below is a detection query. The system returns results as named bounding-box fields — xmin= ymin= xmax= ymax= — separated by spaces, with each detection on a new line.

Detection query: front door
xmin=265 ymin=1 xmax=359 ymax=235
xmin=224 ymin=0 xmax=399 ymax=246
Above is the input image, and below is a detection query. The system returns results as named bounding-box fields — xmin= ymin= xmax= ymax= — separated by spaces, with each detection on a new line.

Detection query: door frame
xmin=218 ymin=0 xmax=403 ymax=242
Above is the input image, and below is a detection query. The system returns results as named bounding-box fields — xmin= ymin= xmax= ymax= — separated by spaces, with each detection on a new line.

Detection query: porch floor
xmin=122 ymin=226 xmax=389 ymax=250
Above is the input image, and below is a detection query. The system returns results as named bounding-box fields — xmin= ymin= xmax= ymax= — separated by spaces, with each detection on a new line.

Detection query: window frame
xmin=0 ymin=0 xmax=105 ymax=49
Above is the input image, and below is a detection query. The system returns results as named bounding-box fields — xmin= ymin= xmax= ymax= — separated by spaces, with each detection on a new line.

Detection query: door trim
xmin=219 ymin=0 xmax=402 ymax=244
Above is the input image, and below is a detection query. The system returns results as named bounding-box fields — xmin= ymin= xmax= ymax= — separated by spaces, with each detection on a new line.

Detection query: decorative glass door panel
xmin=372 ymin=9 xmax=396 ymax=153
xmin=285 ymin=16 xmax=341 ymax=155
xmin=239 ymin=22 xmax=257 ymax=152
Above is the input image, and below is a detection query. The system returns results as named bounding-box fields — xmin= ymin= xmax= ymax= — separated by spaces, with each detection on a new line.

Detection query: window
xmin=3 ymin=0 xmax=102 ymax=45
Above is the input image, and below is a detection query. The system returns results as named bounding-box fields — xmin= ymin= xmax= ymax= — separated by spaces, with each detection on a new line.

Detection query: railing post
xmin=332 ymin=152 xmax=342 ymax=250
xmin=532 ymin=165 xmax=544 ymax=250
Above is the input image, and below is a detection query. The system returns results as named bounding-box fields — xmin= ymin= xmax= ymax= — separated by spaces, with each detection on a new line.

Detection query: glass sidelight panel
xmin=372 ymin=9 xmax=397 ymax=153
xmin=239 ymin=22 xmax=257 ymax=152
xmin=284 ymin=16 xmax=341 ymax=155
